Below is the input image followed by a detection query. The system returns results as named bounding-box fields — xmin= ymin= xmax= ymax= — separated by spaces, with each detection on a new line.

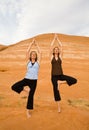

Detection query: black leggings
xmin=11 ymin=78 xmax=37 ymax=109
xmin=51 ymin=75 xmax=77 ymax=101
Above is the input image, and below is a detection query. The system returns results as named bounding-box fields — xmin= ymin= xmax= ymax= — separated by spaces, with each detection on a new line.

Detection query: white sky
xmin=0 ymin=0 xmax=89 ymax=45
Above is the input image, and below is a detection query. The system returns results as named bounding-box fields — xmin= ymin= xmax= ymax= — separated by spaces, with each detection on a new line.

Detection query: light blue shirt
xmin=25 ymin=61 xmax=39 ymax=80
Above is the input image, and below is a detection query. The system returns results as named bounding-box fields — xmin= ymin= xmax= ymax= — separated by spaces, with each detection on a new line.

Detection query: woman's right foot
xmin=57 ymin=102 xmax=61 ymax=113
xmin=24 ymin=88 xmax=30 ymax=95
xmin=27 ymin=110 xmax=31 ymax=118
xmin=58 ymin=107 xmax=61 ymax=113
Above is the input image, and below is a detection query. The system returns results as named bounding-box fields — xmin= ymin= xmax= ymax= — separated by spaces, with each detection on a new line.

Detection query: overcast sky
xmin=0 ymin=0 xmax=89 ymax=45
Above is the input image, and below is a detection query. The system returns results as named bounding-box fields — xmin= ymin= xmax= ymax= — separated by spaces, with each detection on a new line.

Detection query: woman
xmin=11 ymin=39 xmax=41 ymax=118
xmin=50 ymin=34 xmax=77 ymax=112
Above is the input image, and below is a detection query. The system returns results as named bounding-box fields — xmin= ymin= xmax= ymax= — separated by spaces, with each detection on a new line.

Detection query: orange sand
xmin=0 ymin=33 xmax=89 ymax=130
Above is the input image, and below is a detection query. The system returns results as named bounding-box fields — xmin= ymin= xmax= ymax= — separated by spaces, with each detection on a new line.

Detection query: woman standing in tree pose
xmin=50 ymin=34 xmax=77 ymax=112
xmin=11 ymin=39 xmax=41 ymax=118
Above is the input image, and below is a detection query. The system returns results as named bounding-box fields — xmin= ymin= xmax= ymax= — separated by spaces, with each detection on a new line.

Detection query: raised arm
xmin=50 ymin=34 xmax=56 ymax=58
xmin=26 ymin=39 xmax=41 ymax=63
xmin=50 ymin=34 xmax=63 ymax=60
xmin=55 ymin=34 xmax=62 ymax=47
xmin=33 ymin=40 xmax=42 ymax=64
xmin=26 ymin=39 xmax=35 ymax=61
xmin=56 ymin=34 xmax=63 ymax=60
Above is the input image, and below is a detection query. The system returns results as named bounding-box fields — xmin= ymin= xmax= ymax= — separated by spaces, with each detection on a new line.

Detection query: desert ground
xmin=0 ymin=33 xmax=89 ymax=130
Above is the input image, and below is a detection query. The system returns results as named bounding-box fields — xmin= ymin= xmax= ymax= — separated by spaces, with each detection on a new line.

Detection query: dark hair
xmin=29 ymin=51 xmax=38 ymax=61
xmin=53 ymin=47 xmax=60 ymax=57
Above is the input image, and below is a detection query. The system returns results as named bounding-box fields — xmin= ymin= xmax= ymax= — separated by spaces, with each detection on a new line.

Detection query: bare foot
xmin=58 ymin=107 xmax=61 ymax=113
xmin=57 ymin=101 xmax=61 ymax=113
xmin=58 ymin=81 xmax=61 ymax=90
xmin=24 ymin=88 xmax=30 ymax=95
xmin=27 ymin=110 xmax=31 ymax=118
xmin=58 ymin=80 xmax=67 ymax=89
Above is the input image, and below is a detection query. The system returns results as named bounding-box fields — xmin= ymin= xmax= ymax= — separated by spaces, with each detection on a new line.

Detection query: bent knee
xmin=74 ymin=79 xmax=77 ymax=84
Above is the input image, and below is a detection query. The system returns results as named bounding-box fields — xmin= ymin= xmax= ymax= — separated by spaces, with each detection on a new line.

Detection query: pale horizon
xmin=0 ymin=0 xmax=89 ymax=45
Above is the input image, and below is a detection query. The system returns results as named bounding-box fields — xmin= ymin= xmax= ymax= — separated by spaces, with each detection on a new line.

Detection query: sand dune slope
xmin=0 ymin=33 xmax=89 ymax=130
